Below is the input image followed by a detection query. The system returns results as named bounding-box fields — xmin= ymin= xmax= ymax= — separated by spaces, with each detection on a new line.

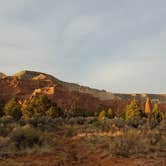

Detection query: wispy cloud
xmin=0 ymin=0 xmax=166 ymax=93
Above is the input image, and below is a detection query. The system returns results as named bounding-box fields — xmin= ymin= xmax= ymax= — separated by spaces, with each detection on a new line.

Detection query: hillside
xmin=0 ymin=70 xmax=166 ymax=113
xmin=14 ymin=70 xmax=116 ymax=100
xmin=13 ymin=70 xmax=166 ymax=102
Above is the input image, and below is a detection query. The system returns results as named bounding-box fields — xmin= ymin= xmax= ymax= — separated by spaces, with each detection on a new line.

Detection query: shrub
xmin=0 ymin=137 xmax=13 ymax=158
xmin=110 ymin=130 xmax=140 ymax=157
xmin=3 ymin=98 xmax=22 ymax=120
xmin=28 ymin=117 xmax=56 ymax=132
xmin=146 ymin=129 xmax=162 ymax=145
xmin=11 ymin=108 xmax=22 ymax=121
xmin=111 ymin=117 xmax=126 ymax=128
xmin=85 ymin=117 xmax=98 ymax=124
xmin=0 ymin=125 xmax=11 ymax=137
xmin=100 ymin=118 xmax=113 ymax=132
xmin=0 ymin=137 xmax=10 ymax=149
xmin=70 ymin=108 xmax=94 ymax=117
xmin=18 ymin=119 xmax=26 ymax=126
xmin=97 ymin=108 xmax=115 ymax=122
xmin=106 ymin=108 xmax=115 ymax=119
xmin=10 ymin=127 xmax=43 ymax=149
xmin=0 ymin=116 xmax=14 ymax=125
xmin=46 ymin=106 xmax=57 ymax=118
xmin=65 ymin=126 xmax=76 ymax=137
xmin=157 ymin=119 xmax=166 ymax=132
xmin=127 ymin=116 xmax=147 ymax=128
xmin=53 ymin=117 xmax=64 ymax=126
xmin=68 ymin=117 xmax=86 ymax=125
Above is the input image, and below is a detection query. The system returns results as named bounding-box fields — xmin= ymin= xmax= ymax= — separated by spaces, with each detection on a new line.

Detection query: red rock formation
xmin=0 ymin=72 xmax=102 ymax=112
xmin=0 ymin=70 xmax=165 ymax=113
xmin=145 ymin=98 xmax=152 ymax=115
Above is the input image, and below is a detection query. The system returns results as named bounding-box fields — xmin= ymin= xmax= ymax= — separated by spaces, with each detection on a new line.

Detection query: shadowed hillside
xmin=14 ymin=70 xmax=117 ymax=100
xmin=0 ymin=70 xmax=166 ymax=113
xmin=14 ymin=70 xmax=166 ymax=102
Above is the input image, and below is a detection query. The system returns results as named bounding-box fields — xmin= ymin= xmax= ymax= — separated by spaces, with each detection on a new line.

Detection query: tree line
xmin=0 ymin=95 xmax=164 ymax=126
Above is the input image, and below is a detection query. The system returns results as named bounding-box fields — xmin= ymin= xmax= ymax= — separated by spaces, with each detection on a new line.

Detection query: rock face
xmin=0 ymin=70 xmax=165 ymax=113
xmin=0 ymin=71 xmax=102 ymax=112
xmin=145 ymin=98 xmax=152 ymax=115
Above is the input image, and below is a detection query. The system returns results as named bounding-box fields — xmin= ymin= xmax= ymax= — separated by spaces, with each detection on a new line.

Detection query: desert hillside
xmin=0 ymin=70 xmax=166 ymax=113
xmin=0 ymin=70 xmax=166 ymax=166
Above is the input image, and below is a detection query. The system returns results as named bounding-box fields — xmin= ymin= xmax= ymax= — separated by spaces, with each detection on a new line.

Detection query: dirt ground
xmin=0 ymin=137 xmax=165 ymax=166
xmin=0 ymin=120 xmax=165 ymax=166
xmin=0 ymin=154 xmax=165 ymax=166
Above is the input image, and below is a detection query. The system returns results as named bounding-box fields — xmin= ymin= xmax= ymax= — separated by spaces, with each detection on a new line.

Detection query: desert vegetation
xmin=0 ymin=95 xmax=165 ymax=165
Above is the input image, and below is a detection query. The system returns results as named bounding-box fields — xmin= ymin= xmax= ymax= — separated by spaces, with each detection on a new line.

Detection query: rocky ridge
xmin=0 ymin=70 xmax=165 ymax=113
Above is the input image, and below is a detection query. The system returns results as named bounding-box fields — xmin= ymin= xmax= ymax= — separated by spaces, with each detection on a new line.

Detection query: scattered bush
xmin=28 ymin=116 xmax=57 ymax=132
xmin=127 ymin=116 xmax=147 ymax=128
xmin=111 ymin=117 xmax=126 ymax=128
xmin=98 ymin=108 xmax=115 ymax=122
xmin=67 ymin=117 xmax=86 ymax=125
xmin=110 ymin=130 xmax=140 ymax=157
xmin=156 ymin=118 xmax=166 ymax=131
xmin=69 ymin=108 xmax=94 ymax=117
xmin=65 ymin=126 xmax=76 ymax=137
xmin=10 ymin=127 xmax=43 ymax=149
xmin=0 ymin=126 xmax=11 ymax=137
xmin=0 ymin=95 xmax=165 ymax=160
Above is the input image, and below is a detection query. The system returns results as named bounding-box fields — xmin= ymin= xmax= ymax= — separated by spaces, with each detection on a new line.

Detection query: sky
xmin=0 ymin=0 xmax=166 ymax=93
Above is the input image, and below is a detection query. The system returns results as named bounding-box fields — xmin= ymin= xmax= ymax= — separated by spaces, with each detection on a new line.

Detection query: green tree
xmin=3 ymin=98 xmax=22 ymax=120
xmin=46 ymin=106 xmax=63 ymax=118
xmin=125 ymin=99 xmax=144 ymax=122
xmin=27 ymin=95 xmax=52 ymax=117
xmin=23 ymin=95 xmax=60 ymax=118
xmin=151 ymin=103 xmax=163 ymax=123
xmin=106 ymin=108 xmax=115 ymax=119
xmin=98 ymin=110 xmax=106 ymax=121
xmin=70 ymin=108 xmax=94 ymax=117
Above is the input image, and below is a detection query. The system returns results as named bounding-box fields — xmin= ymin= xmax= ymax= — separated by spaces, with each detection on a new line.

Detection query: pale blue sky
xmin=0 ymin=0 xmax=166 ymax=93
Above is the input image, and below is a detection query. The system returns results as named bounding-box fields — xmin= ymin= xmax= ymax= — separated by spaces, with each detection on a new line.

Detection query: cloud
xmin=86 ymin=56 xmax=165 ymax=93
xmin=0 ymin=0 xmax=166 ymax=93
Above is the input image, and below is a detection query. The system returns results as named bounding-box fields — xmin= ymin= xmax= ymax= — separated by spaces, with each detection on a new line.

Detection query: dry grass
xmin=0 ymin=117 xmax=165 ymax=165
